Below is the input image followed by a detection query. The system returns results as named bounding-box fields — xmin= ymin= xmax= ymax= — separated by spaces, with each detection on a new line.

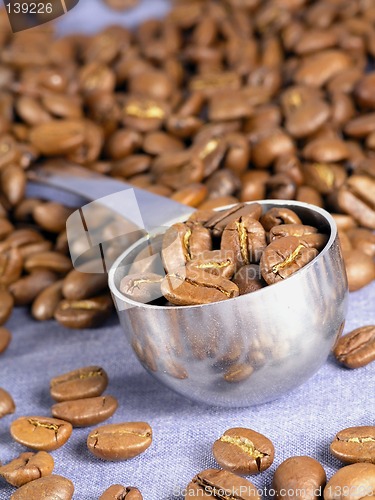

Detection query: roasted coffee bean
xmin=185 ymin=468 xmax=261 ymax=500
xmin=51 ymin=395 xmax=118 ymax=427
xmin=333 ymin=325 xmax=375 ymax=369
xmin=10 ymin=417 xmax=73 ymax=451
xmin=221 ymin=215 xmax=267 ymax=267
xmin=50 ymin=365 xmax=109 ymax=402
xmin=354 ymin=73 xmax=375 ymax=109
xmin=252 ymin=129 xmax=295 ymax=169
xmin=0 ymin=451 xmax=54 ymax=487
xmin=295 ymin=50 xmax=352 ymax=87
xmin=32 ymin=280 xmax=63 ymax=321
xmin=261 ymin=236 xmax=318 ymax=285
xmin=233 ymin=265 xmax=266 ymax=295
xmin=161 ymin=268 xmax=239 ymax=306
xmin=120 ymin=273 xmax=163 ymax=303
xmin=0 ymin=248 xmax=23 ymax=286
xmin=272 ymin=456 xmax=326 ymax=500
xmin=269 ymin=224 xmax=318 ymax=241
xmin=337 ymin=179 xmax=375 ymax=230
xmin=29 ymin=120 xmax=86 ymax=156
xmin=171 ymin=183 xmax=208 ymax=207
xmin=0 ymin=326 xmax=11 ymax=353
xmin=223 ymin=363 xmax=254 ymax=383
xmin=1 ymin=164 xmax=26 ymax=206
xmin=10 ymin=270 xmax=57 ymax=307
xmin=10 ymin=474 xmax=74 ymax=500
xmin=24 ymin=251 xmax=72 ymax=274
xmin=347 ymin=228 xmax=375 ymax=258
xmin=0 ymin=218 xmax=14 ymax=240
xmin=100 ymin=485 xmax=143 ymax=500
xmin=324 ymin=463 xmax=375 ymax=500
xmin=187 ymin=250 xmax=235 ymax=279
xmin=213 ymin=427 xmax=274 ymax=475
xmin=0 ymin=387 xmax=15 ymax=418
xmin=302 ymin=138 xmax=349 ymax=163
xmin=260 ymin=208 xmax=302 ymax=232
xmin=330 ymin=426 xmax=375 ymax=464
xmin=342 ymin=250 xmax=375 ymax=292
xmin=62 ymin=266 xmax=109 ymax=301
xmin=32 ymin=202 xmax=74 ymax=233
xmin=54 ymin=295 xmax=113 ymax=329
xmin=104 ymin=0 xmax=139 ymax=12
xmin=87 ymin=422 xmax=152 ymax=461
xmin=162 ymin=222 xmax=212 ymax=273
xmin=205 ymin=203 xmax=262 ymax=237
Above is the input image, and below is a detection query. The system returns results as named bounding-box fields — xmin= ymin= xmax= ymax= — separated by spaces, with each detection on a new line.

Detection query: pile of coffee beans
xmin=120 ymin=202 xmax=328 ymax=305
xmin=0 ymin=364 xmax=151 ymax=498
xmin=184 ymin=425 xmax=375 ymax=499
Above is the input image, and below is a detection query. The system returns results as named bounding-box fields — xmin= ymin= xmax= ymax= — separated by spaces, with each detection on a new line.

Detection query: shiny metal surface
xmin=109 ymin=200 xmax=348 ymax=407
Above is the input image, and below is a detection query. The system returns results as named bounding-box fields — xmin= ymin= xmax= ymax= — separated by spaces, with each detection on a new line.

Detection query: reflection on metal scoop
xmin=27 ymin=164 xmax=195 ymax=273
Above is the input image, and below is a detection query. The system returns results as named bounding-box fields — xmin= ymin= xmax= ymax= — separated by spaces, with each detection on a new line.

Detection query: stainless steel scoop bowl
xmin=109 ymin=200 xmax=348 ymax=408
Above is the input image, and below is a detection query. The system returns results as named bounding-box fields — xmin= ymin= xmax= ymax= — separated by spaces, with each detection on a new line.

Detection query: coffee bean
xmin=87 ymin=422 xmax=152 ymax=461
xmin=54 ymin=295 xmax=113 ymax=329
xmin=0 ymin=218 xmax=14 ymax=240
xmin=330 ymin=426 xmax=375 ymax=464
xmin=223 ymin=363 xmax=254 ymax=383
xmin=295 ymin=50 xmax=352 ymax=87
xmin=303 ymin=138 xmax=350 ymax=163
xmin=187 ymin=250 xmax=236 ymax=279
xmin=272 ymin=456 xmax=326 ymax=500
xmin=0 ymin=451 xmax=54 ymax=487
xmin=10 ymin=416 xmax=72 ymax=451
xmin=213 ymin=427 xmax=275 ymax=475
xmin=51 ymin=395 xmax=118 ymax=427
xmin=10 ymin=474 xmax=74 ymax=500
xmin=100 ymin=485 xmax=143 ymax=500
xmin=161 ymin=268 xmax=239 ymax=306
xmin=252 ymin=129 xmax=296 ymax=169
xmin=29 ymin=120 xmax=86 ymax=156
xmin=24 ymin=252 xmax=72 ymax=274
xmin=0 ymin=326 xmax=11 ymax=353
xmin=221 ymin=215 xmax=267 ymax=267
xmin=10 ymin=270 xmax=57 ymax=307
xmin=162 ymin=222 xmax=212 ymax=273
xmin=205 ymin=203 xmax=262 ymax=237
xmin=233 ymin=265 xmax=265 ymax=295
xmin=354 ymin=73 xmax=375 ymax=109
xmin=324 ymin=463 xmax=375 ymax=500
xmin=185 ymin=468 xmax=261 ymax=500
xmin=32 ymin=202 xmax=74 ymax=233
xmin=260 ymin=236 xmax=318 ymax=285
xmin=0 ymin=387 xmax=15 ymax=419
xmin=120 ymin=273 xmax=163 ymax=304
xmin=347 ymin=228 xmax=375 ymax=258
xmin=1 ymin=165 xmax=26 ymax=206
xmin=31 ymin=280 xmax=63 ymax=321
xmin=342 ymin=250 xmax=375 ymax=292
xmin=259 ymin=207 xmax=302 ymax=232
xmin=333 ymin=325 xmax=375 ymax=369
xmin=344 ymin=113 xmax=375 ymax=137
xmin=62 ymin=265 xmax=108 ymax=301
xmin=0 ymin=248 xmax=23 ymax=286
xmin=50 ymin=365 xmax=109 ymax=402
xmin=104 ymin=0 xmax=139 ymax=11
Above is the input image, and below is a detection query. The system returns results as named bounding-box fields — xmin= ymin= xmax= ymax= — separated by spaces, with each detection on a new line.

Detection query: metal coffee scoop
xmin=28 ymin=165 xmax=348 ymax=407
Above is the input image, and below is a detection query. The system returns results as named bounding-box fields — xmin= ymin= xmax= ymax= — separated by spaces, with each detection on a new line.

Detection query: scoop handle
xmin=28 ymin=164 xmax=195 ymax=273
